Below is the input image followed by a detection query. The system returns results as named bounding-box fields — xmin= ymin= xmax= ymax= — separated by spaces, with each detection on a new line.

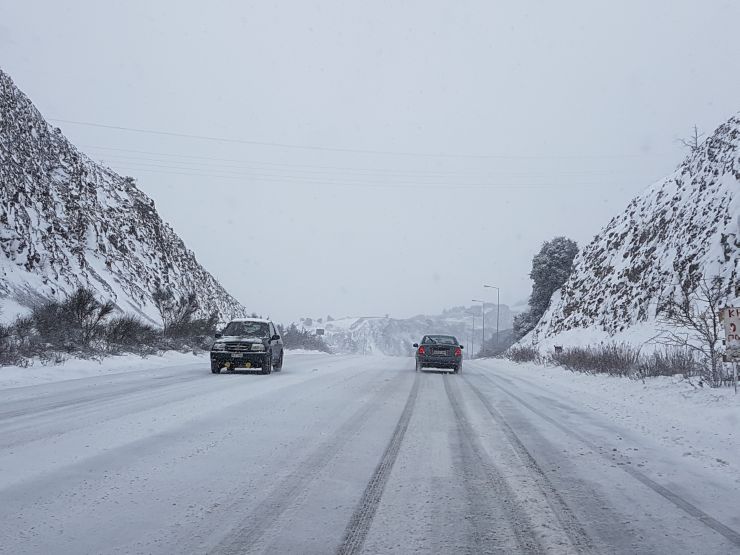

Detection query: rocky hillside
xmin=523 ymin=114 xmax=740 ymax=348
xmin=0 ymin=68 xmax=246 ymax=324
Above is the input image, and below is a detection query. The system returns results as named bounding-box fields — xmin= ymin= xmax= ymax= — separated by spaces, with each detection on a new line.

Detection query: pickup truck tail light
xmin=454 ymin=347 xmax=462 ymax=357
xmin=418 ymin=346 xmax=425 ymax=355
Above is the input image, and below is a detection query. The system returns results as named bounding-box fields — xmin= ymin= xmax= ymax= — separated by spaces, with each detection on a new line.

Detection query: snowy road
xmin=1 ymin=355 xmax=739 ymax=554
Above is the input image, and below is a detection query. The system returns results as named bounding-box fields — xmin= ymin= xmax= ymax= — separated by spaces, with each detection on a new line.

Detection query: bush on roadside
xmin=278 ymin=323 xmax=332 ymax=353
xmin=548 ymin=344 xmax=639 ymax=377
xmin=0 ymin=287 xmax=229 ymax=367
xmin=507 ymin=343 xmax=710 ymax=383
xmin=636 ymin=348 xmax=699 ymax=379
xmin=0 ymin=322 xmax=20 ymax=366
xmin=103 ymin=315 xmax=158 ymax=354
xmin=165 ymin=312 xmax=218 ymax=340
xmin=30 ymin=288 xmax=114 ymax=351
xmin=505 ymin=345 xmax=542 ymax=363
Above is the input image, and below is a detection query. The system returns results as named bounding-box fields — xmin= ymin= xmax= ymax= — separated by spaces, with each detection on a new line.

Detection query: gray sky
xmin=2 ymin=1 xmax=739 ymax=323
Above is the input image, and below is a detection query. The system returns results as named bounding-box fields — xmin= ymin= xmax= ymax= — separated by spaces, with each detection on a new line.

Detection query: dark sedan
xmin=413 ymin=335 xmax=463 ymax=373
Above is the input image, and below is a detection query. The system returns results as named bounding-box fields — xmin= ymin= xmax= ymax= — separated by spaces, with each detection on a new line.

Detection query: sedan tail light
xmin=418 ymin=346 xmax=425 ymax=355
xmin=454 ymin=347 xmax=462 ymax=357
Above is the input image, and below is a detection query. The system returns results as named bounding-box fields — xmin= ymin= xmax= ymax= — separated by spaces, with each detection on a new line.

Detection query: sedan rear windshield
xmin=222 ymin=321 xmax=269 ymax=337
xmin=423 ymin=335 xmax=458 ymax=345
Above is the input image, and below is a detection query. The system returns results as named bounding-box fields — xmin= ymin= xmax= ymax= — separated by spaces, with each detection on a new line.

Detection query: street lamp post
xmin=483 ymin=284 xmax=501 ymax=346
xmin=472 ymin=299 xmax=485 ymax=356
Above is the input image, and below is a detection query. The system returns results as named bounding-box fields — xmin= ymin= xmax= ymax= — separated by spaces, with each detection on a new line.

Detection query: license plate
xmin=232 ymin=353 xmax=243 ymax=359
xmin=433 ymin=350 xmax=447 ymax=355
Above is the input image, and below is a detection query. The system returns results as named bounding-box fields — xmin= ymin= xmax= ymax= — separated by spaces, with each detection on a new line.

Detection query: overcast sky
xmin=2 ymin=1 xmax=740 ymax=323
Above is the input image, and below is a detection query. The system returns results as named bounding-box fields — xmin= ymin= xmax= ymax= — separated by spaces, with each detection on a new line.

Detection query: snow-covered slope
xmin=302 ymin=304 xmax=513 ymax=356
xmin=0 ymin=68 xmax=246 ymax=324
xmin=523 ymin=114 xmax=740 ymax=349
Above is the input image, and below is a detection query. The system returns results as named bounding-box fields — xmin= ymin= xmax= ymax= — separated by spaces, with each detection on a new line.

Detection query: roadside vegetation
xmin=505 ymin=271 xmax=736 ymax=388
xmin=505 ymin=343 xmax=735 ymax=387
xmin=513 ymin=236 xmax=579 ymax=340
xmin=278 ymin=323 xmax=332 ymax=353
xmin=0 ymin=287 xmax=333 ymax=368
xmin=476 ymin=329 xmax=516 ymax=358
xmin=0 ymin=287 xmax=219 ymax=367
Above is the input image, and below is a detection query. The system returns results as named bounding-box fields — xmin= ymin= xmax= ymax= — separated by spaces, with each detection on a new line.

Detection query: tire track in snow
xmin=473 ymin=368 xmax=740 ymax=550
xmin=0 ymin=373 xmax=207 ymax=421
xmin=443 ymin=374 xmax=545 ymax=554
xmin=210 ymin=371 xmax=414 ymax=555
xmin=461 ymin=375 xmax=595 ymax=553
xmin=0 ymin=356 xmax=368 ymax=449
xmin=0 ymin=354 xmax=360 ymax=423
xmin=336 ymin=372 xmax=420 ymax=555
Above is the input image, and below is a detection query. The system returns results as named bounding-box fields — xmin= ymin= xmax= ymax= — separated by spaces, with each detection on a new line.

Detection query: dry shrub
xmin=636 ymin=348 xmax=699 ymax=379
xmin=506 ymin=345 xmax=542 ymax=363
xmin=549 ymin=344 xmax=639 ymax=376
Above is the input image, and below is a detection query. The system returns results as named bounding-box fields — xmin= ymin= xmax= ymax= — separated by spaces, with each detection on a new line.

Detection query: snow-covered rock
xmin=0 ymin=68 xmax=246 ymax=324
xmin=523 ymin=113 xmax=739 ymax=349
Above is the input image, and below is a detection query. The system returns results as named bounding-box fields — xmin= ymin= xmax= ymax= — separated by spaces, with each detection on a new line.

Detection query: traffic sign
xmin=721 ymin=309 xmax=740 ymax=391
xmin=722 ymin=307 xmax=740 ymax=349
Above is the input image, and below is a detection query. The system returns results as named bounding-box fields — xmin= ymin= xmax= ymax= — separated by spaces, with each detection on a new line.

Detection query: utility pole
xmin=484 ymin=284 xmax=501 ymax=346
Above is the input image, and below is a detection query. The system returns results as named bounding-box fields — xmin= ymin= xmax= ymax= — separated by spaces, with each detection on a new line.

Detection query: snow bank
xmin=285 ymin=348 xmax=332 ymax=355
xmin=0 ymin=351 xmax=207 ymax=390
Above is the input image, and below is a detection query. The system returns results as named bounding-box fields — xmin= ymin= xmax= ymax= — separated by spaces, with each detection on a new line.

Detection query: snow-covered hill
xmin=523 ymin=114 xmax=740 ymax=349
xmin=301 ymin=304 xmax=513 ymax=356
xmin=0 ymin=68 xmax=246 ymax=324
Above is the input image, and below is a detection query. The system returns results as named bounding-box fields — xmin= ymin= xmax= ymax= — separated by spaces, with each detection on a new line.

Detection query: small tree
xmin=0 ymin=319 xmax=12 ymax=365
xmin=65 ymin=288 xmax=116 ymax=345
xmin=103 ymin=315 xmax=157 ymax=352
xmin=514 ymin=236 xmax=579 ymax=339
xmin=657 ymin=276 xmax=726 ymax=386
xmin=152 ymin=286 xmax=198 ymax=336
xmin=31 ymin=288 xmax=115 ymax=349
xmin=678 ymin=124 xmax=704 ymax=153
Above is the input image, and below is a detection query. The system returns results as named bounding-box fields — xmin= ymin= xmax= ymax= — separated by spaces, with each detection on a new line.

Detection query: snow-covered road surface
xmin=1 ymin=355 xmax=739 ymax=554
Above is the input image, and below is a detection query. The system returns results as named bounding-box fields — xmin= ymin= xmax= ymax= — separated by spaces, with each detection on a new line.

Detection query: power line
xmin=92 ymin=155 xmax=644 ymax=182
xmin=91 ymin=151 xmax=641 ymax=181
xmin=105 ymin=162 xmax=631 ymax=190
xmin=52 ymin=117 xmax=656 ymax=160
